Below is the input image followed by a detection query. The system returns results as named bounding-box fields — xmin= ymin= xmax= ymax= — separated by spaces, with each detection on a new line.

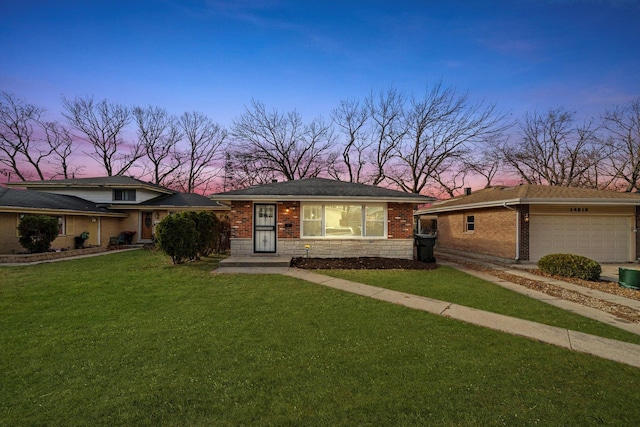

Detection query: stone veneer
xmin=231 ymin=238 xmax=414 ymax=259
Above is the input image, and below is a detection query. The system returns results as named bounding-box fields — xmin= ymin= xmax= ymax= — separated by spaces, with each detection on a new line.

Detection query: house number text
xmin=569 ymin=207 xmax=589 ymax=212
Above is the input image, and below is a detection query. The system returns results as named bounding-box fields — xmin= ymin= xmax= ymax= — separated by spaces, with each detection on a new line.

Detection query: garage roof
xmin=419 ymin=185 xmax=640 ymax=214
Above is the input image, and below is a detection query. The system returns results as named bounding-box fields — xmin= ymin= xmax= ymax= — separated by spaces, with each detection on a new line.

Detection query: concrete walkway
xmin=214 ymin=264 xmax=640 ymax=369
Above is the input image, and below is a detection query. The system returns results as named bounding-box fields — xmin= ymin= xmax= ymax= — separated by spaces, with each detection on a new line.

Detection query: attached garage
xmin=417 ymin=185 xmax=640 ymax=264
xmin=529 ymin=206 xmax=635 ymax=262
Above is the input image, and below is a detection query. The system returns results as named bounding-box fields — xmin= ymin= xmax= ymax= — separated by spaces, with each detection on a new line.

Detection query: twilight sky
xmin=1 ymin=0 xmax=639 ymax=128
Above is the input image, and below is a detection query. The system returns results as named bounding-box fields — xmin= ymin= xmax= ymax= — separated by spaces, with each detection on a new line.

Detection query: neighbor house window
xmin=465 ymin=215 xmax=475 ymax=232
xmin=113 ymin=189 xmax=136 ymax=201
xmin=57 ymin=216 xmax=66 ymax=235
xmin=17 ymin=214 xmax=65 ymax=236
xmin=301 ymin=203 xmax=387 ymax=238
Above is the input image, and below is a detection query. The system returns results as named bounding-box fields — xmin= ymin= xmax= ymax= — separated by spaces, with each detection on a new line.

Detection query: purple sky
xmin=1 ymin=0 xmax=639 ymax=146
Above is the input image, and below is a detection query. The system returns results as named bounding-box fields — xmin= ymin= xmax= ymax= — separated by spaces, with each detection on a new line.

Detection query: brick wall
xmin=277 ymin=201 xmax=300 ymax=239
xmin=519 ymin=205 xmax=530 ymax=261
xmin=387 ymin=203 xmax=414 ymax=239
xmin=436 ymin=207 xmax=518 ymax=259
xmin=230 ymin=201 xmax=253 ymax=238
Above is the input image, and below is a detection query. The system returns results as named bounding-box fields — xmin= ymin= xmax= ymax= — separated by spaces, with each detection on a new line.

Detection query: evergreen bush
xmin=537 ymin=253 xmax=601 ymax=281
xmin=18 ymin=215 xmax=59 ymax=253
xmin=154 ymin=213 xmax=198 ymax=264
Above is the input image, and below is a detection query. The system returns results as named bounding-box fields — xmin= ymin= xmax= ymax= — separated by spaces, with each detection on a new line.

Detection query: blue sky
xmin=1 ymin=0 xmax=639 ymax=126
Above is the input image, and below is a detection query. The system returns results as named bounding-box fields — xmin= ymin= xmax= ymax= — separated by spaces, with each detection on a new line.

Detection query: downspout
xmin=503 ymin=203 xmax=520 ymax=261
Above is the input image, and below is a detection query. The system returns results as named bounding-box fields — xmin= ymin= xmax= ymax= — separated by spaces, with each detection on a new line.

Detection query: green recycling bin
xmin=415 ymin=234 xmax=436 ymax=263
xmin=618 ymin=268 xmax=640 ymax=290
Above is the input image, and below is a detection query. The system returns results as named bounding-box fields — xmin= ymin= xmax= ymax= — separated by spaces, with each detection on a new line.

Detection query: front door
xmin=254 ymin=204 xmax=276 ymax=253
xmin=141 ymin=212 xmax=153 ymax=240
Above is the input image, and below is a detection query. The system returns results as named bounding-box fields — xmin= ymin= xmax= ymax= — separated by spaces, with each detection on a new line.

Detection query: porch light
xmin=524 ymin=212 xmax=529 ymax=222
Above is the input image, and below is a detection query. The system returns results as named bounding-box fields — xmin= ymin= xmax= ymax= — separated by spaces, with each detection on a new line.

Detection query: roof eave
xmin=0 ymin=206 xmax=128 ymax=217
xmin=211 ymin=195 xmax=433 ymax=203
xmin=7 ymin=182 xmax=174 ymax=194
xmin=422 ymin=197 xmax=640 ymax=213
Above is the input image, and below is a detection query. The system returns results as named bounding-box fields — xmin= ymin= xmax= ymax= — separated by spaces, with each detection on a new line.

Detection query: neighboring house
xmin=0 ymin=187 xmax=127 ymax=254
xmin=210 ymin=178 xmax=434 ymax=259
xmin=417 ymin=184 xmax=640 ymax=263
xmin=2 ymin=176 xmax=229 ymax=254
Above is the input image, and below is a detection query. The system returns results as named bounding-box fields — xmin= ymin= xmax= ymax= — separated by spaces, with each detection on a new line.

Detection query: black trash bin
xmin=415 ymin=234 xmax=436 ymax=263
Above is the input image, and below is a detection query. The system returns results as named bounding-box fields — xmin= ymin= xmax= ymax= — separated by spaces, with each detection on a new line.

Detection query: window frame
xmin=464 ymin=214 xmax=475 ymax=233
xmin=301 ymin=203 xmax=387 ymax=239
xmin=112 ymin=189 xmax=137 ymax=202
xmin=16 ymin=214 xmax=66 ymax=236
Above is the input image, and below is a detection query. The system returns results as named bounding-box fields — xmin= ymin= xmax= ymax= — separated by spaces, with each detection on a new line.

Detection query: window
xmin=57 ymin=216 xmax=66 ymax=235
xmin=17 ymin=214 xmax=65 ymax=236
xmin=302 ymin=205 xmax=323 ymax=236
xmin=301 ymin=203 xmax=386 ymax=238
xmin=113 ymin=189 xmax=136 ymax=201
xmin=465 ymin=215 xmax=475 ymax=232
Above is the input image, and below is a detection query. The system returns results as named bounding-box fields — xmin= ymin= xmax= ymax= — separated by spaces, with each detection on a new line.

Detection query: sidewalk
xmin=214 ymin=264 xmax=640 ymax=369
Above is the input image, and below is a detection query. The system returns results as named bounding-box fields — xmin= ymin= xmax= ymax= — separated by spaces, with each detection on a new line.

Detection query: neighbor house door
xmin=254 ymin=204 xmax=276 ymax=253
xmin=141 ymin=212 xmax=154 ymax=240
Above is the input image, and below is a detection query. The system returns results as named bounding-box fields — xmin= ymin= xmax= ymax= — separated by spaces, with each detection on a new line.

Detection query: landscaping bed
xmin=291 ymin=256 xmax=437 ymax=270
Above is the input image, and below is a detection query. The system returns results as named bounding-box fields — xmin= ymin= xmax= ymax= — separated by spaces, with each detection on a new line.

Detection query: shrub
xmin=18 ymin=215 xmax=59 ymax=253
xmin=154 ymin=213 xmax=198 ymax=264
xmin=185 ymin=211 xmax=220 ymax=258
xmin=537 ymin=253 xmax=601 ymax=281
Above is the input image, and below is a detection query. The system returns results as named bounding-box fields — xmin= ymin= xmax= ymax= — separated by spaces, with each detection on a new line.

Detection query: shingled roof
xmin=422 ymin=184 xmax=640 ymax=213
xmin=210 ymin=178 xmax=434 ymax=203
xmin=8 ymin=176 xmax=174 ymax=194
xmin=137 ymin=192 xmax=229 ymax=209
xmin=0 ymin=188 xmax=125 ymax=216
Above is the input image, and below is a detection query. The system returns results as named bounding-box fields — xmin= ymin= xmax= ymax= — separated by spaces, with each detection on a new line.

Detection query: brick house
xmin=417 ymin=185 xmax=640 ymax=263
xmin=2 ymin=177 xmax=229 ymax=254
xmin=210 ymin=178 xmax=434 ymax=259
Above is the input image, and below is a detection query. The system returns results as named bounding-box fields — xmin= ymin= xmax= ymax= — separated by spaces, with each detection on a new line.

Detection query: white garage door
xmin=529 ymin=215 xmax=633 ymax=262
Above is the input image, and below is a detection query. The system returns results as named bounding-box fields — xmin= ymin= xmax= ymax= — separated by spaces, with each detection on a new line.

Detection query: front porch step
xmin=219 ymin=256 xmax=292 ymax=268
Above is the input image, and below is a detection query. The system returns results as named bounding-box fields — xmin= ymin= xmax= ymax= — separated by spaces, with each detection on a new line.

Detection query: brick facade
xmin=519 ymin=204 xmax=530 ymax=261
xmin=436 ymin=207 xmax=518 ymax=259
xmin=230 ymin=201 xmax=253 ymax=239
xmin=228 ymin=200 xmax=417 ymax=258
xmin=387 ymin=203 xmax=414 ymax=239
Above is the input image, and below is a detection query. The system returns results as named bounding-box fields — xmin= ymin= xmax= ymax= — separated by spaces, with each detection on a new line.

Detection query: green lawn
xmin=319 ymin=267 xmax=640 ymax=346
xmin=1 ymin=250 xmax=639 ymax=426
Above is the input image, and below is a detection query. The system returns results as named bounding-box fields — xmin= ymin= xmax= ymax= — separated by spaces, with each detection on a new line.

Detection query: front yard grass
xmin=1 ymin=250 xmax=639 ymax=425
xmin=320 ymin=267 xmax=640 ymax=346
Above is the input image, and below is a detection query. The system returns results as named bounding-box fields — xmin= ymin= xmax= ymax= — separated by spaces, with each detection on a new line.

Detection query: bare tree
xmin=0 ymin=91 xmax=51 ymax=180
xmin=133 ymin=106 xmax=182 ymax=187
xmin=502 ymin=108 xmax=600 ymax=187
xmin=328 ymin=99 xmax=370 ymax=182
xmin=463 ymin=137 xmax=505 ymax=188
xmin=41 ymin=120 xmax=80 ymax=179
xmin=62 ymin=96 xmax=140 ymax=176
xmin=389 ymin=84 xmax=509 ymax=194
xmin=600 ymin=98 xmax=640 ymax=192
xmin=366 ymin=88 xmax=406 ymax=185
xmin=231 ymin=100 xmax=334 ymax=181
xmin=177 ymin=111 xmax=227 ymax=193
xmin=221 ymin=150 xmax=276 ymax=191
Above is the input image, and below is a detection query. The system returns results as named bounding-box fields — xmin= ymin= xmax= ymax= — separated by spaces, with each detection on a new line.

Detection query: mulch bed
xmin=291 ymin=257 xmax=437 ymax=270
